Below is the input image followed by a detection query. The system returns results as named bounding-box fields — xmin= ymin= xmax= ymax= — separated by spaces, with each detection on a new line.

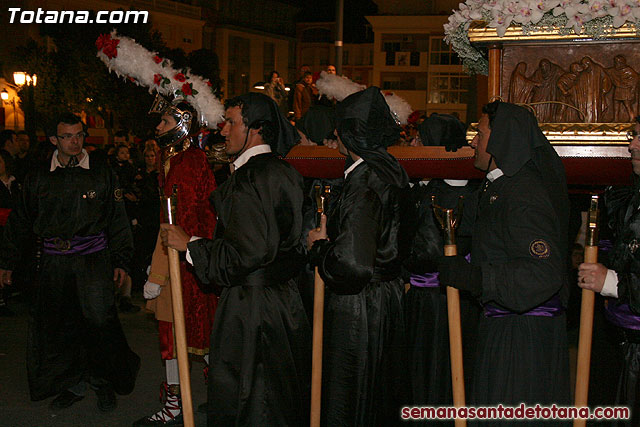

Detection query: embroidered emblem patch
xmin=489 ymin=195 xmax=498 ymax=204
xmin=87 ymin=190 xmax=96 ymax=199
xmin=114 ymin=188 xmax=124 ymax=202
xmin=529 ymin=239 xmax=551 ymax=259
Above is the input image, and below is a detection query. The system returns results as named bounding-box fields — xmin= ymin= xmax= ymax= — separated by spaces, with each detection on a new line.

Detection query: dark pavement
xmin=0 ymin=293 xmax=208 ymax=427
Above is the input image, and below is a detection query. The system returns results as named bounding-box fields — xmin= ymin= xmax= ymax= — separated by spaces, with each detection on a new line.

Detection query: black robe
xmin=602 ymin=181 xmax=640 ymax=425
xmin=187 ymin=152 xmax=311 ymax=426
xmin=402 ymin=179 xmax=480 ymax=412
xmin=471 ymin=165 xmax=570 ymax=424
xmin=0 ymin=154 xmax=139 ymax=401
xmin=310 ymin=162 xmax=407 ymax=426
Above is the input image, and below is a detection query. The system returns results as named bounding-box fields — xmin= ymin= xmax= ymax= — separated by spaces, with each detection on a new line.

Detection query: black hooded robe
xmin=0 ymin=154 xmax=139 ymax=401
xmin=402 ymin=179 xmax=480 ymax=412
xmin=310 ymin=162 xmax=408 ymax=426
xmin=469 ymin=103 xmax=570 ymax=425
xmin=187 ymin=153 xmax=311 ymax=426
xmin=471 ymin=166 xmax=570 ymax=419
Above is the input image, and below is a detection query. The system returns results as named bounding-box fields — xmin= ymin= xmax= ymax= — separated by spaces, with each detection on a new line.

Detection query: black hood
xmin=336 ymin=87 xmax=408 ymax=188
xmin=231 ymin=92 xmax=300 ymax=157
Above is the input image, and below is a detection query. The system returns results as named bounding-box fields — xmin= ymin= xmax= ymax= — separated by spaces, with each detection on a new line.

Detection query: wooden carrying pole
xmin=311 ymin=185 xmax=330 ymax=427
xmin=574 ymin=195 xmax=600 ymax=427
xmin=162 ymin=186 xmax=195 ymax=427
xmin=433 ymin=196 xmax=467 ymax=427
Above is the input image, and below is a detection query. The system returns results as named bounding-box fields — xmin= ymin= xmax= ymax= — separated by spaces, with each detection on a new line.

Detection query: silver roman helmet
xmin=149 ymin=93 xmax=200 ymax=149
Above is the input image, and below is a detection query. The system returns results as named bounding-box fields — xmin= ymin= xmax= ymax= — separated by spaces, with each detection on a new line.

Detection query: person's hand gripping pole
xmin=311 ymin=185 xmax=330 ymax=427
xmin=162 ymin=185 xmax=195 ymax=427
xmin=574 ymin=195 xmax=599 ymax=427
xmin=433 ymin=195 xmax=467 ymax=427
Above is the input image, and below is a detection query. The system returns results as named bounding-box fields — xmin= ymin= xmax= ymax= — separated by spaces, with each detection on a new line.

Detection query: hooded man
xmin=438 ymin=101 xmax=570 ymax=420
xmin=403 ymin=113 xmax=480 ymax=410
xmin=307 ymin=87 xmax=409 ymax=425
xmin=161 ymin=92 xmax=311 ymax=426
xmin=578 ymin=115 xmax=640 ymax=425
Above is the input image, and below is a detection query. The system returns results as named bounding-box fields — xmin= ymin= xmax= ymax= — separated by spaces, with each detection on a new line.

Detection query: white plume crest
xmin=97 ymin=30 xmax=224 ymax=128
xmin=382 ymin=92 xmax=412 ymax=125
xmin=315 ymin=71 xmax=413 ymax=125
xmin=316 ymin=71 xmax=365 ymax=102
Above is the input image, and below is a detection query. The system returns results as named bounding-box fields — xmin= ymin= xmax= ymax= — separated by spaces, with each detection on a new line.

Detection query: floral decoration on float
xmin=444 ymin=0 xmax=640 ymax=74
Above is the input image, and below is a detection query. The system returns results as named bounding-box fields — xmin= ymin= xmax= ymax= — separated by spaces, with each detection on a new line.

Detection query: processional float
xmin=283 ymin=12 xmax=639 ymax=426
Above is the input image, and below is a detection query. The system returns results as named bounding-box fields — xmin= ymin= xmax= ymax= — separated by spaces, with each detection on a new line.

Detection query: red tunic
xmin=157 ymin=146 xmax=218 ymax=359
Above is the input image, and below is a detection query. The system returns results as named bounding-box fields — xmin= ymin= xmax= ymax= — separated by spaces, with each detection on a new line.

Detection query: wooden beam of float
xmin=285 ymin=126 xmax=632 ymax=185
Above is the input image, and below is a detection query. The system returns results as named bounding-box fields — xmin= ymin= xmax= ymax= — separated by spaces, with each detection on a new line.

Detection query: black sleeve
xmin=311 ymin=187 xmax=382 ymax=295
xmin=187 ymin=176 xmax=271 ymax=287
xmin=480 ymin=198 xmax=566 ymax=313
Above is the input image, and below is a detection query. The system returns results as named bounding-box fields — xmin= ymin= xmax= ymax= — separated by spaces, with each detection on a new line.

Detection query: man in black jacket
xmin=0 ymin=112 xmax=139 ymax=412
xmin=160 ymin=93 xmax=311 ymax=426
xmin=439 ymin=101 xmax=570 ymax=423
xmin=579 ymin=115 xmax=640 ymax=424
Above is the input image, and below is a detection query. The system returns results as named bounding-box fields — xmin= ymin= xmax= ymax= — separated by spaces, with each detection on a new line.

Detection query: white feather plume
xmin=316 ymin=71 xmax=365 ymax=101
xmin=382 ymin=92 xmax=413 ymax=125
xmin=315 ymin=71 xmax=413 ymax=125
xmin=97 ymin=30 xmax=224 ymax=128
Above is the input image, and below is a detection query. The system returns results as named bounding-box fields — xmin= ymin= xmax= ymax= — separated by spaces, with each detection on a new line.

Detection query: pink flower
xmin=154 ymin=74 xmax=162 ymax=85
xmin=153 ymin=55 xmax=162 ymax=64
xmin=174 ymin=73 xmax=186 ymax=82
xmin=182 ymin=83 xmax=193 ymax=96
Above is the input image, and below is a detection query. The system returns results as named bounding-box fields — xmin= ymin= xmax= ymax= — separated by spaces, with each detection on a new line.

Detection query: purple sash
xmin=484 ymin=294 xmax=564 ymax=318
xmin=43 ymin=232 xmax=107 ymax=256
xmin=604 ymin=301 xmax=640 ymax=330
xmin=410 ymin=272 xmax=440 ymax=288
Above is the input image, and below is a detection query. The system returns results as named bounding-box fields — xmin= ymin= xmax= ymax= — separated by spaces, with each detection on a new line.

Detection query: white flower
xmin=565 ymin=9 xmax=592 ymax=32
xmin=489 ymin=10 xmax=515 ymax=36
xmin=608 ymin=1 xmax=635 ymax=26
xmin=588 ymin=0 xmax=609 ymax=17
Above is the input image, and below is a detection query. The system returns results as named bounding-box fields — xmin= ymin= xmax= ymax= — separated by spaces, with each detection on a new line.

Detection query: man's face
xmin=221 ymin=106 xmax=249 ymax=156
xmin=51 ymin=122 xmax=84 ymax=158
xmin=116 ymin=146 xmax=130 ymax=162
xmin=326 ymin=65 xmax=336 ymax=75
xmin=629 ymin=122 xmax=640 ymax=175
xmin=156 ymin=114 xmax=177 ymax=135
xmin=17 ymin=134 xmax=29 ymax=154
xmin=470 ymin=114 xmax=492 ymax=171
xmin=6 ymin=134 xmax=18 ymax=155
xmin=113 ymin=136 xmax=129 ymax=147
xmin=303 ymin=75 xmax=313 ymax=85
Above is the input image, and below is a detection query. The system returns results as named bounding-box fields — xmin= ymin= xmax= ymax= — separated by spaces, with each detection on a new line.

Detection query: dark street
xmin=0 ymin=294 xmax=208 ymax=427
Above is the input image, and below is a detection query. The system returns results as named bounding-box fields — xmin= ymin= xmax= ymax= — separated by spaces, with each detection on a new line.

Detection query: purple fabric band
xmin=410 ymin=272 xmax=440 ymax=288
xmin=43 ymin=232 xmax=107 ymax=256
xmin=605 ymin=301 xmax=640 ymax=330
xmin=484 ymin=294 xmax=564 ymax=318
xmin=599 ymin=239 xmax=612 ymax=252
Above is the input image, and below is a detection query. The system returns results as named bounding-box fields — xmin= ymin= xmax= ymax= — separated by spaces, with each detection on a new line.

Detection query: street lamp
xmin=1 ymin=89 xmax=19 ymax=129
xmin=13 ymin=71 xmax=37 ymax=140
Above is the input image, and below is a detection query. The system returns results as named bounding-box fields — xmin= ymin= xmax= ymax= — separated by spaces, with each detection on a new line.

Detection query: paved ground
xmin=0 ymin=293 xmax=208 ymax=427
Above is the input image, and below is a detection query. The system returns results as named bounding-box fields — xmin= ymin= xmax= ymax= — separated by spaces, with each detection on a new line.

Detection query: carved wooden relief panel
xmin=501 ymin=42 xmax=640 ymax=123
